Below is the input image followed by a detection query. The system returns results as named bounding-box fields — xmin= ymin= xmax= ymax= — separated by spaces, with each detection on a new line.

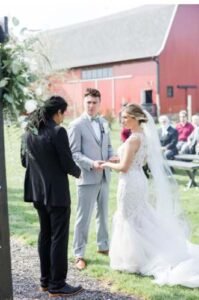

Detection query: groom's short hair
xmin=84 ymin=88 xmax=101 ymax=99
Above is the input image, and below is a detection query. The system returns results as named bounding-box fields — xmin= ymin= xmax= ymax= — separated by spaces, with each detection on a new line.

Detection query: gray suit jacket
xmin=68 ymin=113 xmax=114 ymax=185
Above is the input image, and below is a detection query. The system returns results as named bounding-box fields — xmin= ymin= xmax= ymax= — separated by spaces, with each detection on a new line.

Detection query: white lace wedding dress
xmin=110 ymin=132 xmax=199 ymax=288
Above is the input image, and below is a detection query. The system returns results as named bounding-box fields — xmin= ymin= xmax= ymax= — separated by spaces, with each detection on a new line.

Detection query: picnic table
xmin=174 ymin=154 xmax=199 ymax=162
xmin=167 ymin=159 xmax=199 ymax=188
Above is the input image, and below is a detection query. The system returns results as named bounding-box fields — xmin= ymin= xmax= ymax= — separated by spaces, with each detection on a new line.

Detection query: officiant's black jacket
xmin=21 ymin=120 xmax=81 ymax=207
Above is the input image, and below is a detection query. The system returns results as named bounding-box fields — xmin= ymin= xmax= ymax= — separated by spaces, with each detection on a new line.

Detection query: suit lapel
xmin=98 ymin=119 xmax=104 ymax=145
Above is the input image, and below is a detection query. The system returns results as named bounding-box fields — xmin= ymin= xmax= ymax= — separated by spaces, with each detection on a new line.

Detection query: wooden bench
xmin=174 ymin=154 xmax=199 ymax=162
xmin=167 ymin=160 xmax=199 ymax=188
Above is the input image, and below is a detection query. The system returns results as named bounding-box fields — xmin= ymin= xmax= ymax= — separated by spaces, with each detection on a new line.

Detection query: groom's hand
xmin=93 ymin=160 xmax=105 ymax=171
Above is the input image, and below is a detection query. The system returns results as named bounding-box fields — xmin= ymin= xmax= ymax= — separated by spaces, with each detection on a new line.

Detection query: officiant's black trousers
xmin=34 ymin=204 xmax=70 ymax=290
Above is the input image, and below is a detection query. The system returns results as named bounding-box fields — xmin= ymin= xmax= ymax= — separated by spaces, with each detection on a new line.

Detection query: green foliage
xmin=0 ymin=18 xmax=41 ymax=119
xmin=101 ymin=109 xmax=115 ymax=129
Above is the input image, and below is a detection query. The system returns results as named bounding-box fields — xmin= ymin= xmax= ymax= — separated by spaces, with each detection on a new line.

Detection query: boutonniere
xmin=102 ymin=122 xmax=110 ymax=134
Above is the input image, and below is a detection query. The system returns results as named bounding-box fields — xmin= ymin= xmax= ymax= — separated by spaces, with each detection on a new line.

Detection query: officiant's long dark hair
xmin=26 ymin=96 xmax=68 ymax=132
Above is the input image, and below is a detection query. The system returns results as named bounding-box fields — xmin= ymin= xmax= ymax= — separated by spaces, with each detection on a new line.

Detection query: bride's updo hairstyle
xmin=124 ymin=103 xmax=148 ymax=124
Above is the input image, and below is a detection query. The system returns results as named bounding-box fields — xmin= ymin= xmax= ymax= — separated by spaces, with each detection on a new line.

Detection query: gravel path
xmin=11 ymin=238 xmax=138 ymax=300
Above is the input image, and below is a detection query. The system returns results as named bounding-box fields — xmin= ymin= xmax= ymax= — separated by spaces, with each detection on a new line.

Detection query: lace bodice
xmin=118 ymin=132 xmax=147 ymax=172
xmin=116 ymin=131 xmax=148 ymax=219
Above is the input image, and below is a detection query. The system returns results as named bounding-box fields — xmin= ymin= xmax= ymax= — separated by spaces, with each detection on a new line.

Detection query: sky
xmin=2 ymin=0 xmax=141 ymax=31
xmin=1 ymin=0 xmax=198 ymax=32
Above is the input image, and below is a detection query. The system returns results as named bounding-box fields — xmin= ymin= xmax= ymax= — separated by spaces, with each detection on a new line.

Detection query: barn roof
xmin=37 ymin=5 xmax=176 ymax=71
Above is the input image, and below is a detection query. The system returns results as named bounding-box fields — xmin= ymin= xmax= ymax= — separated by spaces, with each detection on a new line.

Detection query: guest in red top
xmin=176 ymin=110 xmax=194 ymax=151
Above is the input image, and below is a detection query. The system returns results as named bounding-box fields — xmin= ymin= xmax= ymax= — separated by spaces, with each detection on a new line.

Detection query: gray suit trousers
xmin=73 ymin=177 xmax=109 ymax=258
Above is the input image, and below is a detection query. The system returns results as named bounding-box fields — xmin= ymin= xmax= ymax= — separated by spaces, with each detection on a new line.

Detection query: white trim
xmin=67 ymin=74 xmax=132 ymax=84
xmin=156 ymin=5 xmax=178 ymax=56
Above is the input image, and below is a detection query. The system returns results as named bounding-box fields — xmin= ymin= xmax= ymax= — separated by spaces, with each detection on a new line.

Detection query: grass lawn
xmin=5 ymin=120 xmax=199 ymax=300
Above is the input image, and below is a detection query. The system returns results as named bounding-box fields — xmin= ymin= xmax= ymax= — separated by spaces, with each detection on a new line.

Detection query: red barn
xmin=38 ymin=4 xmax=199 ymax=118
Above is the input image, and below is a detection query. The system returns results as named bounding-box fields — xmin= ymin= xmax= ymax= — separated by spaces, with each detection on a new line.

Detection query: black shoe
xmin=39 ymin=282 xmax=48 ymax=292
xmin=39 ymin=285 xmax=48 ymax=292
xmin=48 ymin=283 xmax=83 ymax=298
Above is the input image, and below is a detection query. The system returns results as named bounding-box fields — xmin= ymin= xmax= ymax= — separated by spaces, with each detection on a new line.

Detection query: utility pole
xmin=0 ymin=16 xmax=13 ymax=300
xmin=177 ymin=84 xmax=197 ymax=119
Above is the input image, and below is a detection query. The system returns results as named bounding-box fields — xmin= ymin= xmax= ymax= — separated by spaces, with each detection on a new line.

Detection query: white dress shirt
xmin=161 ymin=125 xmax=169 ymax=136
xmin=87 ymin=114 xmax=101 ymax=141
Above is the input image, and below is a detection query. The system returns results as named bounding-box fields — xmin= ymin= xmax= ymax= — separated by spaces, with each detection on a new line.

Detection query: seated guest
xmin=180 ymin=114 xmax=199 ymax=154
xmin=176 ymin=110 xmax=194 ymax=151
xmin=192 ymin=114 xmax=199 ymax=128
xmin=158 ymin=115 xmax=178 ymax=159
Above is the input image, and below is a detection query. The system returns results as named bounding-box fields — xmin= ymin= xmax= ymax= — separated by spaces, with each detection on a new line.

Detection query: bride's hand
xmin=100 ymin=162 xmax=110 ymax=169
xmin=109 ymin=155 xmax=120 ymax=163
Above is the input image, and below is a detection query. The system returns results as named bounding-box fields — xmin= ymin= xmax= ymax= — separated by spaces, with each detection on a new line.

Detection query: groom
xmin=68 ymin=88 xmax=115 ymax=270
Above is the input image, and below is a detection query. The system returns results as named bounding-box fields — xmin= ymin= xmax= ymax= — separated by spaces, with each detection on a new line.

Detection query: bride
xmin=101 ymin=104 xmax=199 ymax=288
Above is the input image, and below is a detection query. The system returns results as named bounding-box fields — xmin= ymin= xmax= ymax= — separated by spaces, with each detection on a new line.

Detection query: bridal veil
xmin=142 ymin=111 xmax=190 ymax=239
